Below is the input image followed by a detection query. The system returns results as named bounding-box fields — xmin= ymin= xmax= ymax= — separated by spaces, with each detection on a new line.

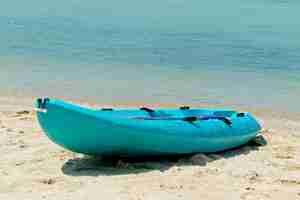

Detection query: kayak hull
xmin=36 ymin=99 xmax=261 ymax=156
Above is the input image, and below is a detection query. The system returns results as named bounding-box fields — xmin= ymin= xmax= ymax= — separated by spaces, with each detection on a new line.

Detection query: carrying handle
xmin=35 ymin=98 xmax=50 ymax=113
xmin=183 ymin=116 xmax=232 ymax=125
xmin=140 ymin=107 xmax=155 ymax=115
xmin=180 ymin=106 xmax=190 ymax=110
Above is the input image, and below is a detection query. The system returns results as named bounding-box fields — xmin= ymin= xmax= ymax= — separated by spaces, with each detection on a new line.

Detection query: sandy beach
xmin=0 ymin=96 xmax=299 ymax=200
xmin=2 ymin=1 xmax=300 ymax=199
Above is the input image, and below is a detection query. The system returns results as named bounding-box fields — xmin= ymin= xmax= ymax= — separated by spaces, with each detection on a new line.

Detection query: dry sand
xmin=0 ymin=97 xmax=299 ymax=200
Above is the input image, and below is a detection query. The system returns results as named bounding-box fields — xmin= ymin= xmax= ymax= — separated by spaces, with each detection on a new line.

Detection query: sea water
xmin=0 ymin=0 xmax=299 ymax=111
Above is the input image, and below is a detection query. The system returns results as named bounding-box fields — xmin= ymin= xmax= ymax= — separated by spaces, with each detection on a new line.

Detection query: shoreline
xmin=2 ymin=94 xmax=300 ymax=121
xmin=1 ymin=95 xmax=299 ymax=199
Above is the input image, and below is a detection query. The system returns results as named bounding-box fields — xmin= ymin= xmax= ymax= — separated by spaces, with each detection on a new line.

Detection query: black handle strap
xmin=237 ymin=113 xmax=245 ymax=117
xmin=37 ymin=98 xmax=50 ymax=109
xmin=180 ymin=106 xmax=190 ymax=110
xmin=101 ymin=108 xmax=113 ymax=111
xmin=219 ymin=117 xmax=232 ymax=125
xmin=197 ymin=116 xmax=231 ymax=125
xmin=37 ymin=98 xmax=42 ymax=108
xmin=180 ymin=116 xmax=232 ymax=125
xmin=182 ymin=116 xmax=197 ymax=122
xmin=140 ymin=107 xmax=155 ymax=115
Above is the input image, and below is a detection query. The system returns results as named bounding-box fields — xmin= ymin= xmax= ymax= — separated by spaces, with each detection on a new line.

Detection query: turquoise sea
xmin=0 ymin=0 xmax=300 ymax=111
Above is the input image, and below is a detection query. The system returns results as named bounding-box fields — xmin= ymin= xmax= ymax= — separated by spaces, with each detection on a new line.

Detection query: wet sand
xmin=0 ymin=97 xmax=299 ymax=200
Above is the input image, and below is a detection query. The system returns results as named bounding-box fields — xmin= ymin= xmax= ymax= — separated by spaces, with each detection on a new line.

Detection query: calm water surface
xmin=0 ymin=0 xmax=299 ymax=111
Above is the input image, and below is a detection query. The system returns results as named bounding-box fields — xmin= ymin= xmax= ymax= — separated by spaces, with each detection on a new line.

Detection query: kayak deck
xmin=36 ymin=98 xmax=261 ymax=156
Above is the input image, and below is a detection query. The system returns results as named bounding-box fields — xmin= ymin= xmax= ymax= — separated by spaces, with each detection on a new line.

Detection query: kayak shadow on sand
xmin=61 ymin=135 xmax=267 ymax=177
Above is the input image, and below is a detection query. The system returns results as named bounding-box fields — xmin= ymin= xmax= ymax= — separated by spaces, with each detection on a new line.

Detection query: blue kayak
xmin=36 ymin=98 xmax=261 ymax=156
